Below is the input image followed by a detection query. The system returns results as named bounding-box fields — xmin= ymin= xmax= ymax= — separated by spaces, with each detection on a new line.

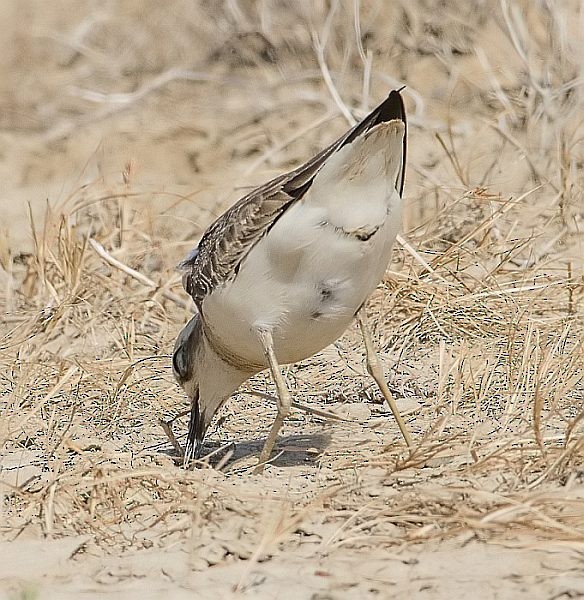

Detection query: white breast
xmin=202 ymin=120 xmax=405 ymax=366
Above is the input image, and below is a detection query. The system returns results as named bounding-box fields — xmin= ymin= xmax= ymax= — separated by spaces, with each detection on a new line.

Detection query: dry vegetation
xmin=1 ymin=0 xmax=583 ymax=598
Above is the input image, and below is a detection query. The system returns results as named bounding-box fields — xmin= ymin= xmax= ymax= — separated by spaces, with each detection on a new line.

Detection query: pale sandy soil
xmin=1 ymin=2 xmax=583 ymax=599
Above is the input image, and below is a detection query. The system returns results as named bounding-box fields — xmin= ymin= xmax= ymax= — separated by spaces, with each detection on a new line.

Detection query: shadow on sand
xmin=159 ymin=431 xmax=332 ymax=470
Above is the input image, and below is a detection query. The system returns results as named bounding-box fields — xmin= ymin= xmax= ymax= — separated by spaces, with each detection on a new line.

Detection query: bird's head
xmin=172 ymin=314 xmax=206 ymax=462
xmin=172 ymin=314 xmax=250 ymax=464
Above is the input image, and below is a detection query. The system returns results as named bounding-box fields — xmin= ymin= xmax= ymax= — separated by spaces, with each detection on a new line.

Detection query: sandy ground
xmin=1 ymin=1 xmax=583 ymax=598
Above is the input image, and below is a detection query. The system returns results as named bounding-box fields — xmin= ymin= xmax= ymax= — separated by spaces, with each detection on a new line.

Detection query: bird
xmin=173 ymin=89 xmax=413 ymax=473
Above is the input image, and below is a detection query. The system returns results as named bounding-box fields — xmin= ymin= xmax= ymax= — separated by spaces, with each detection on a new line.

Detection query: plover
xmin=173 ymin=89 xmax=412 ymax=471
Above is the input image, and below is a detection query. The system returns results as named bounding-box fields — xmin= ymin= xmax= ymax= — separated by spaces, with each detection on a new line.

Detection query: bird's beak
xmin=184 ymin=388 xmax=206 ymax=465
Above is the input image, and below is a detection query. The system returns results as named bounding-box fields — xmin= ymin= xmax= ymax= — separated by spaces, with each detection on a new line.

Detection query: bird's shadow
xmin=161 ymin=431 xmax=332 ymax=470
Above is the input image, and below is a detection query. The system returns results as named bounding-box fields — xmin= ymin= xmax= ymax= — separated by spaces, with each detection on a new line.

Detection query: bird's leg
xmin=254 ymin=328 xmax=292 ymax=474
xmin=356 ymin=309 xmax=414 ymax=448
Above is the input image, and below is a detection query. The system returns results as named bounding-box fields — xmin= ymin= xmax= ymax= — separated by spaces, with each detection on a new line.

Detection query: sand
xmin=1 ymin=1 xmax=583 ymax=598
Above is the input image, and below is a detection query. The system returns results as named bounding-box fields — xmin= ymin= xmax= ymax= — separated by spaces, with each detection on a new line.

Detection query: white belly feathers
xmin=202 ymin=120 xmax=404 ymax=366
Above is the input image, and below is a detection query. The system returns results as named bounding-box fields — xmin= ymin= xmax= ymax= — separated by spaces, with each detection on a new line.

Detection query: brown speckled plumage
xmin=179 ymin=90 xmax=406 ymax=309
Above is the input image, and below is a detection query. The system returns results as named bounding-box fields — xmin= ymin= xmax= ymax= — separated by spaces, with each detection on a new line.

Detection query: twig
xmin=243 ymin=112 xmax=335 ymax=177
xmin=158 ymin=417 xmax=185 ymax=456
xmin=245 ymin=389 xmax=350 ymax=422
xmin=312 ymin=30 xmax=356 ymax=127
xmin=70 ymin=69 xmax=245 ymax=106
xmin=89 ymin=238 xmax=191 ymax=309
xmin=483 ymin=119 xmax=557 ymax=191
xmin=396 ymin=233 xmax=451 ymax=285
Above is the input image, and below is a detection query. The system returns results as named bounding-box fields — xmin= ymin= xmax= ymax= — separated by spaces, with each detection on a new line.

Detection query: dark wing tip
xmin=341 ymin=88 xmax=407 ymax=146
xmin=376 ymin=89 xmax=406 ymax=126
xmin=374 ymin=89 xmax=407 ymax=198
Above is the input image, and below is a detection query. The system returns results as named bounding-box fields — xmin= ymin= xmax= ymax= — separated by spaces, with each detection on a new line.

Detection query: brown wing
xmin=180 ymin=89 xmax=407 ymax=308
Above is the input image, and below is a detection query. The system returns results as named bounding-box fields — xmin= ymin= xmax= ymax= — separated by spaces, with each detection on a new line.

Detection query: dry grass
xmin=1 ymin=0 xmax=584 ymax=596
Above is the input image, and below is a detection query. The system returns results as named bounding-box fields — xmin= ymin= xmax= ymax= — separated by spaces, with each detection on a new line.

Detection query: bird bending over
xmin=173 ymin=89 xmax=413 ymax=472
